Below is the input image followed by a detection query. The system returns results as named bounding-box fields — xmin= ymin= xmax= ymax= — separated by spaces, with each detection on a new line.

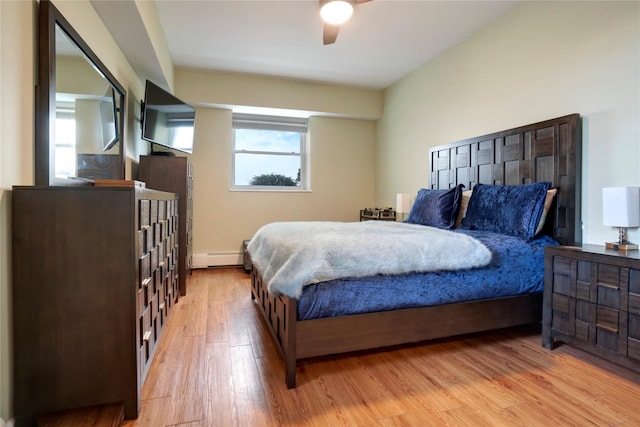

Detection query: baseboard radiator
xmin=192 ymin=252 xmax=243 ymax=268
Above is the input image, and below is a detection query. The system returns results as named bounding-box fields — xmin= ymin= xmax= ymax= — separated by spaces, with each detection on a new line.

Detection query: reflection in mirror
xmin=55 ymin=25 xmax=120 ymax=180
xmin=36 ymin=0 xmax=125 ymax=185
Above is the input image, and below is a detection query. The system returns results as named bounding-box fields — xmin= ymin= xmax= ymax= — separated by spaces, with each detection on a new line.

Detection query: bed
xmin=250 ymin=114 xmax=581 ymax=388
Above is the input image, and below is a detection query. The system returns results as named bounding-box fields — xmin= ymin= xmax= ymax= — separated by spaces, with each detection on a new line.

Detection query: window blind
xmin=232 ymin=113 xmax=308 ymax=133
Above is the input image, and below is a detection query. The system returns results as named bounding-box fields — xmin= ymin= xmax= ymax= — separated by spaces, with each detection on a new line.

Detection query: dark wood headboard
xmin=429 ymin=114 xmax=581 ymax=246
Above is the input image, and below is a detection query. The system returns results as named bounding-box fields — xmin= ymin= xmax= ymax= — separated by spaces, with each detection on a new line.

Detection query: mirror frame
xmin=36 ymin=0 xmax=126 ymax=185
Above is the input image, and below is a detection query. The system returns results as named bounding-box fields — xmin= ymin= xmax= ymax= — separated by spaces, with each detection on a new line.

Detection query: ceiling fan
xmin=320 ymin=0 xmax=371 ymax=45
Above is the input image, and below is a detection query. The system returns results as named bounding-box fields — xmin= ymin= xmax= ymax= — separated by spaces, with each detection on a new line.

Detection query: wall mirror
xmin=36 ymin=0 xmax=126 ymax=185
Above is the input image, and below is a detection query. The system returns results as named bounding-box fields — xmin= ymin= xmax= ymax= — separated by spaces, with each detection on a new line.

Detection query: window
xmin=55 ymin=103 xmax=76 ymax=178
xmin=232 ymin=114 xmax=308 ymax=190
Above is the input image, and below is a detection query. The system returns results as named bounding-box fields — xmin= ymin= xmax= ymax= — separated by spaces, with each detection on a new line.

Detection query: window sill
xmin=230 ymin=187 xmax=312 ymax=193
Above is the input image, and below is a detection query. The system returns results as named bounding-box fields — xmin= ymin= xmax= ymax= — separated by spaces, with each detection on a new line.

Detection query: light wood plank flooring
xmin=47 ymin=267 xmax=640 ymax=426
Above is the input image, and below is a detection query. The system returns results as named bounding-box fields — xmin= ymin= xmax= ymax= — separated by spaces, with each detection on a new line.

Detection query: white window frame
xmin=232 ymin=113 xmax=309 ymax=191
xmin=54 ymin=103 xmax=77 ymax=178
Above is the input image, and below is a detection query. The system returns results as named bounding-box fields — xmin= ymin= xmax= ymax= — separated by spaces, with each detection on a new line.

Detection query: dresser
xmin=542 ymin=244 xmax=640 ymax=373
xmin=12 ymin=186 xmax=179 ymax=421
xmin=138 ymin=155 xmax=193 ymax=296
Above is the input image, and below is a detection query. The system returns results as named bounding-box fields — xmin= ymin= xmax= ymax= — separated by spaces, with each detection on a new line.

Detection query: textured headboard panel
xmin=429 ymin=114 xmax=581 ymax=246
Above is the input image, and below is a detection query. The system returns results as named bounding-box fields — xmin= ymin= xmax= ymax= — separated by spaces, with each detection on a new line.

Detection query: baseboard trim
xmin=192 ymin=252 xmax=242 ymax=268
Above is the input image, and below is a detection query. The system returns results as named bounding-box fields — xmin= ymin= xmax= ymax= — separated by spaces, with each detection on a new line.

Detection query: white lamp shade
xmin=320 ymin=0 xmax=354 ymax=25
xmin=602 ymin=186 xmax=640 ymax=227
xmin=396 ymin=193 xmax=411 ymax=214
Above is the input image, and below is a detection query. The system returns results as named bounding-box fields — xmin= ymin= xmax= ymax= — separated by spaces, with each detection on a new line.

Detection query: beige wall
xmin=134 ymin=0 xmax=174 ymax=91
xmin=174 ymin=68 xmax=381 ymax=265
xmin=176 ymin=68 xmax=383 ymax=120
xmin=377 ymin=0 xmax=640 ymax=246
xmin=0 ymin=1 xmax=35 ymax=421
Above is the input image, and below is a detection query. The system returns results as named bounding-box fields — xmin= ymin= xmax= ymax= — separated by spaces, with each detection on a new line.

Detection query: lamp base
xmin=605 ymin=241 xmax=639 ymax=251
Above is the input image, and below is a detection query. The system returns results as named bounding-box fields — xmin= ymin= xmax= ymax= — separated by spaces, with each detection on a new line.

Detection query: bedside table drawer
xmin=560 ymin=299 xmax=627 ymax=355
xmin=630 ymin=277 xmax=640 ymax=361
xmin=596 ymin=283 xmax=622 ymax=310
xmin=594 ymin=304 xmax=627 ymax=354
xmin=551 ymin=293 xmax=571 ymax=334
xmin=551 ymin=256 xmax=573 ymax=296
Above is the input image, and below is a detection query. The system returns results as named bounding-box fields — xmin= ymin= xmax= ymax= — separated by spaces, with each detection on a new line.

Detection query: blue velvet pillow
xmin=406 ymin=184 xmax=464 ymax=229
xmin=461 ymin=182 xmax=552 ymax=239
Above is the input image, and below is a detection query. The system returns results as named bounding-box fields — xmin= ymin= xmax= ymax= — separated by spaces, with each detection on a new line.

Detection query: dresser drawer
xmin=630 ymin=293 xmax=640 ymax=316
xmin=158 ymin=199 xmax=167 ymax=221
xmin=630 ymin=312 xmax=640 ymax=339
xmin=139 ymin=199 xmax=150 ymax=229
xmin=139 ymin=253 xmax=151 ymax=289
xmin=629 ymin=337 xmax=640 ymax=361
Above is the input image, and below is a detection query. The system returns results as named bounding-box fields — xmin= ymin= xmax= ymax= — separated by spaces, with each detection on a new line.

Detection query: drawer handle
xmin=159 ymin=261 xmax=165 ymax=268
xmin=159 ymin=302 xmax=165 ymax=311
xmin=141 ymin=225 xmax=151 ymax=231
xmin=597 ymin=282 xmax=619 ymax=290
xmin=142 ymin=331 xmax=152 ymax=342
xmin=142 ymin=278 xmax=151 ymax=287
xmin=596 ymin=323 xmax=619 ymax=334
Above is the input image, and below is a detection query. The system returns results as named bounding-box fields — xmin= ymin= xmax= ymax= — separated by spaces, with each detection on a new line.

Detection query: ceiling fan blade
xmin=320 ymin=0 xmax=372 ymax=45
xmin=323 ymin=23 xmax=340 ymax=45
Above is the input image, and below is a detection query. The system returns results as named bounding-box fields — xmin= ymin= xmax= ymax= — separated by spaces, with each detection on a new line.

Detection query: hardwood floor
xmin=44 ymin=267 xmax=640 ymax=426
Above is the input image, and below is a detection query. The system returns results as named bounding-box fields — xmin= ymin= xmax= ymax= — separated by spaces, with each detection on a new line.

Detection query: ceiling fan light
xmin=320 ymin=1 xmax=354 ymax=25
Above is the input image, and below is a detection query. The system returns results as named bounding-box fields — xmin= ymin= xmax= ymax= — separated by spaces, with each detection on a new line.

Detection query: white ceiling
xmin=93 ymin=0 xmax=518 ymax=90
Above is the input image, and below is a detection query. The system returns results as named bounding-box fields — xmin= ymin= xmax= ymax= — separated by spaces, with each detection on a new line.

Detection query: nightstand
xmin=542 ymin=244 xmax=640 ymax=374
xmin=360 ymin=208 xmax=396 ymax=221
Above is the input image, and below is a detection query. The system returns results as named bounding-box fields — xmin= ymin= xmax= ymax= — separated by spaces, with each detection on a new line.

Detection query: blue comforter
xmin=296 ymin=230 xmax=557 ymax=320
xmin=248 ymin=221 xmax=492 ymax=298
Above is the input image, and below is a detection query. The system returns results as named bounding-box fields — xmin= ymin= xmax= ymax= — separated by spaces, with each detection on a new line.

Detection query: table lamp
xmin=396 ymin=193 xmax=410 ymax=222
xmin=602 ymin=186 xmax=640 ymax=250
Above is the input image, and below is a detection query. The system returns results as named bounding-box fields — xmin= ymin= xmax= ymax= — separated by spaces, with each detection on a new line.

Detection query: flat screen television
xmin=100 ymin=87 xmax=119 ymax=151
xmin=141 ymin=79 xmax=195 ymax=154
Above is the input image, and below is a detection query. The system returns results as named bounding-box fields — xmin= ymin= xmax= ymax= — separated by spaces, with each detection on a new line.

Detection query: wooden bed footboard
xmin=251 ymin=267 xmax=543 ymax=388
xmin=250 ymin=269 xmax=298 ymax=388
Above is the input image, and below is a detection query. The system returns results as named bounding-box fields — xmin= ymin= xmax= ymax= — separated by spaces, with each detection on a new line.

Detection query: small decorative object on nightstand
xmin=603 ymin=186 xmax=640 ymax=251
xmin=542 ymin=244 xmax=640 ymax=374
xmin=360 ymin=208 xmax=396 ymax=221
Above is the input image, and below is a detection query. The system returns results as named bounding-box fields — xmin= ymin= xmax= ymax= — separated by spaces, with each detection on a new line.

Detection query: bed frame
xmin=251 ymin=114 xmax=582 ymax=388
